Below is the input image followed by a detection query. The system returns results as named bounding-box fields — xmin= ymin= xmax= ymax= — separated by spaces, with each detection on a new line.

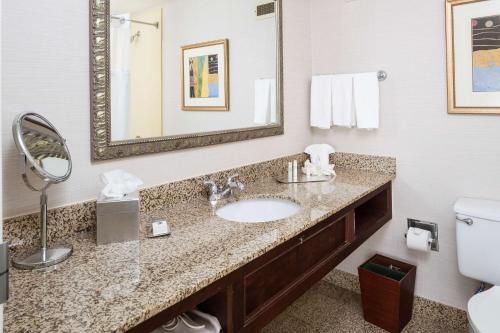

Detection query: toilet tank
xmin=454 ymin=198 xmax=500 ymax=285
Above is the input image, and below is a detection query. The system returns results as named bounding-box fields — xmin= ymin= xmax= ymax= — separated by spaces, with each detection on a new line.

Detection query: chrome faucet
xmin=204 ymin=174 xmax=245 ymax=203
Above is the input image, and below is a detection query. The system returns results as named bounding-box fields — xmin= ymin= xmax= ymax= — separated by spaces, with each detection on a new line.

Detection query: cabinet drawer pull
xmin=299 ymin=236 xmax=305 ymax=245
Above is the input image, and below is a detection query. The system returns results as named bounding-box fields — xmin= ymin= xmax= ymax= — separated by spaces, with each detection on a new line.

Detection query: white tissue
xmin=304 ymin=144 xmax=336 ymax=176
xmin=406 ymin=227 xmax=431 ymax=252
xmin=100 ymin=169 xmax=143 ymax=199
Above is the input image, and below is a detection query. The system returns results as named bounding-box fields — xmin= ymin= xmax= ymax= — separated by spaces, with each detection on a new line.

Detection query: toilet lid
xmin=468 ymin=286 xmax=500 ymax=333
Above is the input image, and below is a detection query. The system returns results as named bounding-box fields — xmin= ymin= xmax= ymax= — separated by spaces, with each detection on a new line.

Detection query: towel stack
xmin=310 ymin=72 xmax=380 ymax=130
xmin=254 ymin=79 xmax=277 ymax=125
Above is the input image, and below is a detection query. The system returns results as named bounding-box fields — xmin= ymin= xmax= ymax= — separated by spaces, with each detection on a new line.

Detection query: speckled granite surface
xmin=332 ymin=152 xmax=397 ymax=175
xmin=4 ymin=152 xmax=395 ymax=251
xmin=3 ymin=153 xmax=305 ymax=250
xmin=5 ymin=200 xmax=96 ymax=251
xmin=4 ymin=167 xmax=394 ymax=333
xmin=263 ymin=279 xmax=468 ymax=333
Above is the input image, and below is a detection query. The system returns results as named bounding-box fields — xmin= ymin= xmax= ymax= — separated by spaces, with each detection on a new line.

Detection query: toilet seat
xmin=468 ymin=286 xmax=500 ymax=333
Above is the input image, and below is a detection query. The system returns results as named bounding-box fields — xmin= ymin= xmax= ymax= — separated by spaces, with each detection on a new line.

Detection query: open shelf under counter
xmin=353 ymin=183 xmax=392 ymax=240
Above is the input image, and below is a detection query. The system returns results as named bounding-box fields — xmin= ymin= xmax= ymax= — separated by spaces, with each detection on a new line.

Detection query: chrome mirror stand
xmin=11 ymin=161 xmax=73 ymax=270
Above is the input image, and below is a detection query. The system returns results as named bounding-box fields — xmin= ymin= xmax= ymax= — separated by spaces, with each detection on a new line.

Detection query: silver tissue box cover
xmin=97 ymin=191 xmax=139 ymax=245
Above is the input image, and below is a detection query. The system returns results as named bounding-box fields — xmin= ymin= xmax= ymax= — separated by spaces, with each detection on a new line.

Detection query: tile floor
xmin=262 ymin=280 xmax=468 ymax=333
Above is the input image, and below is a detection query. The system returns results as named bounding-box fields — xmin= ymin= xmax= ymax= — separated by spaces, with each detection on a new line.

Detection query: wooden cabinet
xmin=244 ymin=244 xmax=299 ymax=318
xmin=240 ymin=214 xmax=350 ymax=332
xmin=297 ymin=215 xmax=347 ymax=274
xmin=127 ymin=182 xmax=392 ymax=333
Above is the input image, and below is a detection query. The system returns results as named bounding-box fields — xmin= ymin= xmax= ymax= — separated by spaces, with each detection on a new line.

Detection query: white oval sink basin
xmin=216 ymin=198 xmax=301 ymax=223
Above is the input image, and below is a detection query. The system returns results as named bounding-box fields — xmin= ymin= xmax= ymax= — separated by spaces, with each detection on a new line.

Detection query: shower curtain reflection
xmin=110 ymin=14 xmax=131 ymax=141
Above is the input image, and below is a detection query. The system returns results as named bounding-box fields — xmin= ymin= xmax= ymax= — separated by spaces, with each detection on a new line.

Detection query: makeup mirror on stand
xmin=12 ymin=112 xmax=73 ymax=269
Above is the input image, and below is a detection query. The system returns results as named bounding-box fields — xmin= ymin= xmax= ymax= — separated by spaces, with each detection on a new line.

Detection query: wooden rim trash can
xmin=358 ymin=254 xmax=417 ymax=333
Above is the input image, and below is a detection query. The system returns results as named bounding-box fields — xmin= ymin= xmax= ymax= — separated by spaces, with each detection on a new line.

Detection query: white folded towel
xmin=270 ymin=79 xmax=277 ymax=123
xmin=254 ymin=79 xmax=276 ymax=125
xmin=353 ymin=72 xmax=380 ymax=129
xmin=305 ymin=143 xmax=335 ymax=168
xmin=310 ymin=75 xmax=333 ymax=129
xmin=331 ymin=74 xmax=355 ymax=128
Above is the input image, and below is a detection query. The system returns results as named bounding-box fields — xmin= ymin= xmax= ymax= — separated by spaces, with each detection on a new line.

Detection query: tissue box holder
xmin=97 ymin=191 xmax=140 ymax=245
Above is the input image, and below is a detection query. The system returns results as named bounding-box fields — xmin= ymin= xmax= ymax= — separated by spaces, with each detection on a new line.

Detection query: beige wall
xmin=128 ymin=7 xmax=163 ymax=139
xmin=1 ymin=0 xmax=312 ymax=218
xmin=310 ymin=0 xmax=500 ymax=310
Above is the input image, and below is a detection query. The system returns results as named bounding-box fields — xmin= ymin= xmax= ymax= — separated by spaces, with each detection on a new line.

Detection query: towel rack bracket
xmin=377 ymin=70 xmax=387 ymax=82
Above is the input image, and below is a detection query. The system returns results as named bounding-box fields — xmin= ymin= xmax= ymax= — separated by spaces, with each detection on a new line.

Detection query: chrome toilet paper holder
xmin=405 ymin=219 xmax=439 ymax=252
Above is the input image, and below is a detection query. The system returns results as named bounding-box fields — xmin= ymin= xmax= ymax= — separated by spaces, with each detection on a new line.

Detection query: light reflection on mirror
xmin=21 ymin=116 xmax=70 ymax=178
xmin=110 ymin=0 xmax=278 ymax=141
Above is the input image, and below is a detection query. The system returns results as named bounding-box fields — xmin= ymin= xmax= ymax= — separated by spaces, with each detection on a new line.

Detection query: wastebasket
xmin=358 ymin=254 xmax=417 ymax=333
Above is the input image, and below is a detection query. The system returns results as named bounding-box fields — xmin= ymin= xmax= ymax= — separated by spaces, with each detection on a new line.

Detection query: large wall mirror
xmin=90 ymin=0 xmax=283 ymax=160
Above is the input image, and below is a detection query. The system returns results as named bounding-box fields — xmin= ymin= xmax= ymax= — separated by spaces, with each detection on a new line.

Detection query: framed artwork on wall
xmin=446 ymin=0 xmax=500 ymax=114
xmin=181 ymin=39 xmax=230 ymax=111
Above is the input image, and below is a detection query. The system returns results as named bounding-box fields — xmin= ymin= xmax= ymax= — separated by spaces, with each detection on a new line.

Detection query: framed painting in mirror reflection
xmin=181 ymin=39 xmax=230 ymax=111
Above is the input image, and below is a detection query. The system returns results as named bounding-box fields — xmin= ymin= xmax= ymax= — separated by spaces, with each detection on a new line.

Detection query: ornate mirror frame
xmin=90 ymin=0 xmax=284 ymax=161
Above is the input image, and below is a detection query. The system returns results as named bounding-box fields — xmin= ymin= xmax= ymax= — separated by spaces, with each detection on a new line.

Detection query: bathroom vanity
xmin=4 ymin=156 xmax=394 ymax=333
xmin=129 ymin=181 xmax=392 ymax=333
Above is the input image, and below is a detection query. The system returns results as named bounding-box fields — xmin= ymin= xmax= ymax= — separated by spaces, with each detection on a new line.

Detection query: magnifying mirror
xmin=12 ymin=112 xmax=73 ymax=269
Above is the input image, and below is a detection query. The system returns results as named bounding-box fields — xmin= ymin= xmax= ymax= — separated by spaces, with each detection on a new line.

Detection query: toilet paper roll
xmin=406 ymin=227 xmax=431 ymax=251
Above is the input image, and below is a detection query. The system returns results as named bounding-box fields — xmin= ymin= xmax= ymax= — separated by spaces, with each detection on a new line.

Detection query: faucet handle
xmin=203 ymin=180 xmax=218 ymax=194
xmin=227 ymin=174 xmax=244 ymax=191
xmin=227 ymin=174 xmax=240 ymax=184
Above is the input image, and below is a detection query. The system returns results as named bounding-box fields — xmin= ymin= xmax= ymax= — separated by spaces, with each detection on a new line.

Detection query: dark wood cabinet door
xmin=242 ymin=215 xmax=348 ymax=322
xmin=297 ymin=216 xmax=347 ymax=274
xmin=243 ymin=245 xmax=299 ymax=318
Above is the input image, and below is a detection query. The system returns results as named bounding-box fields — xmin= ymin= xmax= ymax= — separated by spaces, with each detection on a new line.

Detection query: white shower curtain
xmin=110 ymin=14 xmax=131 ymax=141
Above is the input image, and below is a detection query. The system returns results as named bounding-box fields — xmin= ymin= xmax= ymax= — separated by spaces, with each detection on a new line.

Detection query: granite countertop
xmin=4 ymin=168 xmax=394 ymax=333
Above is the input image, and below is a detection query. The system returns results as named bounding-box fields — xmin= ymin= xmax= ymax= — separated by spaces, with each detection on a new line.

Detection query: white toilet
xmin=454 ymin=198 xmax=500 ymax=333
